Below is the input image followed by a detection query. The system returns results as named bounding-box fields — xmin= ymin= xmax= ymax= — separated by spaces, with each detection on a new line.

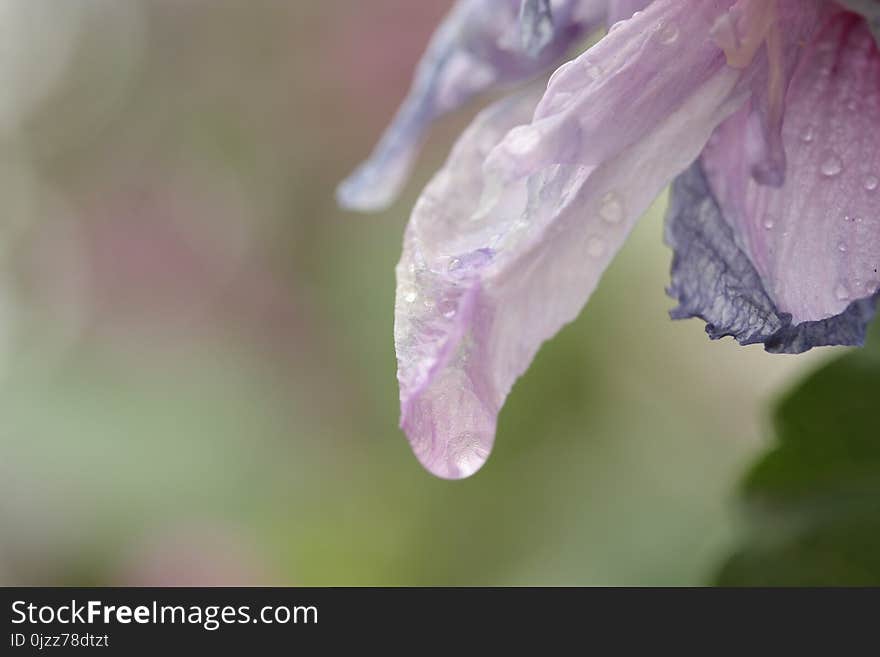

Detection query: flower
xmin=339 ymin=0 xmax=880 ymax=478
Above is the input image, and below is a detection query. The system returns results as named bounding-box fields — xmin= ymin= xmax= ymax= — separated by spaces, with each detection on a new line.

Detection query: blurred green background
xmin=0 ymin=0 xmax=836 ymax=586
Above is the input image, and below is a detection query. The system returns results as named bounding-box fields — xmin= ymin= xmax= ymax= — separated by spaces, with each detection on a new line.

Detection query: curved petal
xmin=396 ymin=0 xmax=751 ymax=479
xmin=336 ymin=0 xmax=605 ymax=213
xmin=700 ymin=12 xmax=880 ymax=329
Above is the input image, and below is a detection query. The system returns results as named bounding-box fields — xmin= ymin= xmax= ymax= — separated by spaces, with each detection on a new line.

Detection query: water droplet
xmin=864 ymin=175 xmax=879 ymax=191
xmin=658 ymin=22 xmax=679 ymax=45
xmin=763 ymin=217 xmax=775 ymax=230
xmin=586 ymin=237 xmax=606 ymax=258
xmin=820 ymin=153 xmax=843 ymax=177
xmin=403 ymin=289 xmax=417 ymax=303
xmin=448 ymin=248 xmax=494 ymax=277
xmin=800 ymin=125 xmax=815 ymax=143
xmin=585 ymin=62 xmax=602 ymax=80
xmin=447 ymin=431 xmax=490 ymax=478
xmin=838 ymin=242 xmax=848 ymax=253
xmin=835 ymin=283 xmax=850 ymax=301
xmin=846 ymin=98 xmax=858 ymax=111
xmin=505 ymin=125 xmax=540 ymax=156
xmin=438 ymin=297 xmax=457 ymax=319
xmin=599 ymin=192 xmax=624 ymax=224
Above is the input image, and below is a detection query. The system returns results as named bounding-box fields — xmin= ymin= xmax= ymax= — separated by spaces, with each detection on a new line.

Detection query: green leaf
xmin=717 ymin=324 xmax=880 ymax=586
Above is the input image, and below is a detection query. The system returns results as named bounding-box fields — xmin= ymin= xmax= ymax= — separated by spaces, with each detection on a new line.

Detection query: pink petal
xmin=703 ymin=11 xmax=880 ymax=325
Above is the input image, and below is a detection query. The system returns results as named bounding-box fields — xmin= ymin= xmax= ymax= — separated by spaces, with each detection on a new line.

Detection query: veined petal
xmin=396 ymin=0 xmax=750 ymax=479
xmin=336 ymin=0 xmax=605 ymax=213
xmin=699 ymin=13 xmax=880 ymax=332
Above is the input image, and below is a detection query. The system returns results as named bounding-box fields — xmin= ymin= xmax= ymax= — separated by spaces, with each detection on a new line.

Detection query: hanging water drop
xmin=446 ymin=431 xmax=491 ymax=479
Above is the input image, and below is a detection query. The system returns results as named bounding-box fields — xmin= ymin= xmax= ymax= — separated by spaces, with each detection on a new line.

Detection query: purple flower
xmin=340 ymin=0 xmax=880 ymax=478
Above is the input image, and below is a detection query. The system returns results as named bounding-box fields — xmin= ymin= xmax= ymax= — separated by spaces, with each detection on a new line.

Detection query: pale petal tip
xmin=335 ymin=168 xmax=397 ymax=213
xmin=400 ymin=391 xmax=497 ymax=480
xmin=404 ymin=423 xmax=495 ymax=480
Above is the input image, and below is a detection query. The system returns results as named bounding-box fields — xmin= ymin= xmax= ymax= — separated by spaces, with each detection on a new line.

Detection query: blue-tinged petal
xmin=337 ymin=0 xmax=605 ymax=213
xmin=665 ymin=162 xmax=787 ymax=345
xmin=519 ymin=0 xmax=555 ymax=57
xmin=665 ymin=162 xmax=880 ymax=354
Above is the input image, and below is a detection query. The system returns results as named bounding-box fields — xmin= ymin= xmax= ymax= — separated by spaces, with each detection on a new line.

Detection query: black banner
xmin=2 ymin=587 xmax=877 ymax=652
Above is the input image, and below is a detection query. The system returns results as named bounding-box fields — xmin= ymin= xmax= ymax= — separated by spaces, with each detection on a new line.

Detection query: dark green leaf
xmin=717 ymin=324 xmax=880 ymax=585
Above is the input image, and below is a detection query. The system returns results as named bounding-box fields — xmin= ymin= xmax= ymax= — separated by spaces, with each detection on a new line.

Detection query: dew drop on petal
xmin=800 ymin=125 xmax=815 ymax=143
xmin=865 ymin=175 xmax=879 ymax=191
xmin=583 ymin=61 xmax=602 ymax=80
xmin=438 ymin=297 xmax=458 ymax=319
xmin=838 ymin=241 xmax=848 ymax=253
xmin=820 ymin=153 xmax=843 ymax=177
xmin=763 ymin=217 xmax=775 ymax=230
xmin=599 ymin=192 xmax=624 ymax=224
xmin=586 ymin=237 xmax=606 ymax=258
xmin=658 ymin=22 xmax=679 ymax=45
xmin=447 ymin=248 xmax=493 ymax=276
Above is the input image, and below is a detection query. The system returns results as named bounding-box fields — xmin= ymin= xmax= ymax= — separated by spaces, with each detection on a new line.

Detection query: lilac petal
xmin=397 ymin=0 xmax=752 ymax=478
xmin=337 ymin=0 xmax=605 ymax=213
xmin=665 ymin=162 xmax=880 ymax=353
xmin=702 ymin=12 xmax=880 ymax=328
